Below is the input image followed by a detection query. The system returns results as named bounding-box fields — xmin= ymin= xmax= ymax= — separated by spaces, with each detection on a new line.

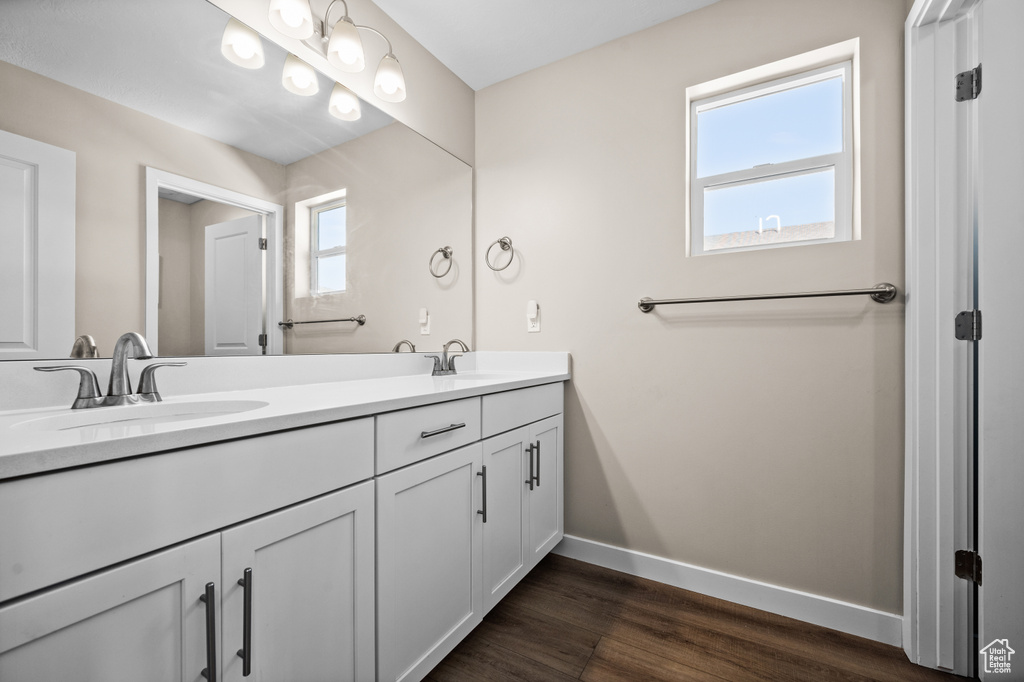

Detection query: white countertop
xmin=0 ymin=369 xmax=569 ymax=480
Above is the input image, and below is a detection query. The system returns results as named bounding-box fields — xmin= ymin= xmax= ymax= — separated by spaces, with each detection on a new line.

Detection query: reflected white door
xmin=204 ymin=215 xmax=262 ymax=355
xmin=976 ymin=1 xmax=1024 ymax=678
xmin=0 ymin=130 xmax=75 ymax=359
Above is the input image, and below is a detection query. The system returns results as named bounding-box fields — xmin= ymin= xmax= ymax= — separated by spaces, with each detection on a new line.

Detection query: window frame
xmin=310 ymin=198 xmax=347 ymax=295
xmin=686 ymin=42 xmax=858 ymax=256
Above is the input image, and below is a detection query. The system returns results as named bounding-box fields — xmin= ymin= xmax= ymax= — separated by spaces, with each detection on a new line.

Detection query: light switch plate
xmin=419 ymin=308 xmax=430 ymax=335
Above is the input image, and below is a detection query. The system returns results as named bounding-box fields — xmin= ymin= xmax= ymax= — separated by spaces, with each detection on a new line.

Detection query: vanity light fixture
xmin=329 ymin=82 xmax=361 ymax=120
xmin=221 ymin=19 xmax=266 ymax=69
xmin=268 ymin=0 xmax=314 ymax=39
xmin=267 ymin=0 xmax=407 ymax=103
xmin=282 ymin=53 xmax=319 ymax=95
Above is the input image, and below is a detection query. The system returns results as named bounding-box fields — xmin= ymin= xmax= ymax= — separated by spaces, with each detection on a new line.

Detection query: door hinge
xmin=258 ymin=238 xmax=268 ymax=250
xmin=955 ymin=550 xmax=982 ymax=585
xmin=955 ymin=64 xmax=982 ymax=101
xmin=258 ymin=333 xmax=267 ymax=348
xmin=955 ymin=310 xmax=982 ymax=341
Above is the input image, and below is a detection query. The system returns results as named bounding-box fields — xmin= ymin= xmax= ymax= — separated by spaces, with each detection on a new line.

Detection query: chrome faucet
xmin=425 ymin=339 xmax=470 ymax=376
xmin=107 ymin=332 xmax=154 ymax=400
xmin=35 ymin=332 xmax=185 ymax=409
xmin=392 ymin=339 xmax=416 ymax=352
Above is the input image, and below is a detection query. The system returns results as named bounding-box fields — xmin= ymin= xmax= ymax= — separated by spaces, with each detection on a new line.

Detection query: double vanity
xmin=0 ymin=352 xmax=569 ymax=682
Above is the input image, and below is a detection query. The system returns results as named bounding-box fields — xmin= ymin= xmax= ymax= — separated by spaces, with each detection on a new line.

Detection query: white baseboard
xmin=553 ymin=535 xmax=902 ymax=647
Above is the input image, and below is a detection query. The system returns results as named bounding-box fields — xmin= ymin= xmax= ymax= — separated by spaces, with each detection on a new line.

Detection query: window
xmin=311 ymin=199 xmax=346 ymax=294
xmin=688 ymin=45 xmax=856 ymax=255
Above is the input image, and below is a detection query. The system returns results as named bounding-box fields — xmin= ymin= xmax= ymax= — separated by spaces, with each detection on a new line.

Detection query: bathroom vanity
xmin=0 ymin=353 xmax=568 ymax=682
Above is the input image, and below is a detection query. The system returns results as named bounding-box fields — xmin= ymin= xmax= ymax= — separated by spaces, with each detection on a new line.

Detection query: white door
xmin=976 ymin=1 xmax=1024 ymax=678
xmin=376 ymin=444 xmax=483 ymax=682
xmin=220 ymin=482 xmax=376 ymax=682
xmin=204 ymin=214 xmax=263 ymax=355
xmin=0 ymin=129 xmax=75 ymax=359
xmin=0 ymin=534 xmax=219 ymax=682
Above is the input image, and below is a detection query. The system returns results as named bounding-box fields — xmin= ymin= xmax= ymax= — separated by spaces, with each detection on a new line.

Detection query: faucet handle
xmin=423 ymin=355 xmax=442 ymax=375
xmin=34 ymin=366 xmax=104 ymax=409
xmin=138 ymin=362 xmax=187 ymax=402
xmin=447 ymin=354 xmax=462 ymax=373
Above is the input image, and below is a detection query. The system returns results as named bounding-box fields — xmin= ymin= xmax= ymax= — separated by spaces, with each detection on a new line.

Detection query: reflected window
xmin=689 ymin=56 xmax=854 ymax=255
xmin=311 ymin=200 xmax=346 ymax=294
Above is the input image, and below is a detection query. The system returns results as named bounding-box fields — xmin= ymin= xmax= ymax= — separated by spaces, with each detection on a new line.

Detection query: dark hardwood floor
xmin=426 ymin=553 xmax=967 ymax=682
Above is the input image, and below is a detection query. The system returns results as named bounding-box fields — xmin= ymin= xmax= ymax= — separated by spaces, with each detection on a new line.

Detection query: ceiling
xmin=372 ymin=0 xmax=722 ymax=90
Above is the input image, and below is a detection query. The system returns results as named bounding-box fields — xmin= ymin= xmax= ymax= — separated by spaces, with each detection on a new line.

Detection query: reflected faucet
xmin=392 ymin=339 xmax=416 ymax=353
xmin=69 ymin=335 xmax=99 ymax=359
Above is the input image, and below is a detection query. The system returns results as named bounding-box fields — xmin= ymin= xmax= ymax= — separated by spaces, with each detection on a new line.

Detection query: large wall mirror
xmin=0 ymin=0 xmax=472 ymax=359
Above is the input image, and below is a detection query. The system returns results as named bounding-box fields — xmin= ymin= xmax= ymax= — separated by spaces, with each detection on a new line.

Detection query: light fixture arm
xmin=323 ymin=0 xmax=351 ymax=26
xmin=353 ymin=24 xmax=394 ymax=55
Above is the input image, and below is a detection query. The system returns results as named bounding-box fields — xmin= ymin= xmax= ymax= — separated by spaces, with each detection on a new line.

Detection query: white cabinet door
xmin=0 ymin=534 xmax=220 ymax=682
xmin=481 ymin=426 xmax=530 ymax=613
xmin=376 ymin=443 xmax=483 ymax=682
xmin=527 ymin=415 xmax=564 ymax=569
xmin=220 ymin=482 xmax=375 ymax=682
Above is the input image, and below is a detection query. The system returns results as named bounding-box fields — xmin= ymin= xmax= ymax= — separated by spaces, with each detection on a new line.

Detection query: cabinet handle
xmin=420 ymin=422 xmax=466 ymax=439
xmin=199 ymin=582 xmax=217 ymax=682
xmin=525 ymin=444 xmax=535 ymax=491
xmin=533 ymin=440 xmax=541 ymax=487
xmin=477 ymin=465 xmax=488 ymax=523
xmin=237 ymin=568 xmax=252 ymax=677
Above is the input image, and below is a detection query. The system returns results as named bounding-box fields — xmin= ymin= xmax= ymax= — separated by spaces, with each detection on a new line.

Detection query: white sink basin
xmin=433 ymin=373 xmax=515 ymax=382
xmin=12 ymin=400 xmax=269 ymax=433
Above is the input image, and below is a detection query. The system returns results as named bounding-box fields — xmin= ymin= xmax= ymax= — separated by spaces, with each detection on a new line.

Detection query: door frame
xmin=904 ymin=0 xmax=980 ymax=675
xmin=145 ymin=167 xmax=284 ymax=356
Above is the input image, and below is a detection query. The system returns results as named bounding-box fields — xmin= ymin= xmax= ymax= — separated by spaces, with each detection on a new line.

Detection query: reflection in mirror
xmin=0 ymin=0 xmax=472 ymax=359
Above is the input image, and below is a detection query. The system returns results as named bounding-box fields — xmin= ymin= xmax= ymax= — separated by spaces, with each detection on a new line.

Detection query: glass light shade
xmin=329 ymin=83 xmax=361 ymax=121
xmin=282 ymin=54 xmax=319 ymax=96
xmin=373 ymin=53 xmax=406 ymax=103
xmin=268 ymin=0 xmax=314 ymax=39
xmin=221 ymin=19 xmax=265 ymax=69
xmin=326 ymin=18 xmax=365 ymax=73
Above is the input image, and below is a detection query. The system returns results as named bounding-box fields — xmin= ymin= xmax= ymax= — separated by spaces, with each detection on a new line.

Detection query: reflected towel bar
xmin=279 ymin=315 xmax=366 ymax=329
xmin=638 ymin=283 xmax=897 ymax=312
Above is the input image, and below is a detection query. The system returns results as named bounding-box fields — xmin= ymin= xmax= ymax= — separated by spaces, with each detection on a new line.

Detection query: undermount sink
xmin=12 ymin=400 xmax=269 ymax=433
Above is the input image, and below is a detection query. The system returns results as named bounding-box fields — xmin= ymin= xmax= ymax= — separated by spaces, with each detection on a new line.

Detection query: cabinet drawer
xmin=376 ymin=397 xmax=481 ymax=474
xmin=0 ymin=418 xmax=374 ymax=604
xmin=482 ymin=383 xmax=563 ymax=438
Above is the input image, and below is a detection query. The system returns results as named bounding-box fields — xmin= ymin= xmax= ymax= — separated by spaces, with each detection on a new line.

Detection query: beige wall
xmin=0 ymin=60 xmax=286 ymax=356
xmin=285 ymin=123 xmax=473 ymax=354
xmin=475 ymin=0 xmax=906 ymax=612
xmin=157 ymin=199 xmax=193 ymax=356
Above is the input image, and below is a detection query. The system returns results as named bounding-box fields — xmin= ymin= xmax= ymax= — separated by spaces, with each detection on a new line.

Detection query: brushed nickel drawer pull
xmin=199 ymin=582 xmax=217 ymax=681
xmin=237 ymin=567 xmax=252 ymax=676
xmin=477 ymin=466 xmax=488 ymax=523
xmin=420 ymin=422 xmax=466 ymax=439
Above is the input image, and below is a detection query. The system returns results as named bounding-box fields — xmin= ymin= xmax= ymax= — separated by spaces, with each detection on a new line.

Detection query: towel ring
xmin=429 ymin=246 xmax=453 ymax=278
xmin=485 ymin=236 xmax=514 ymax=271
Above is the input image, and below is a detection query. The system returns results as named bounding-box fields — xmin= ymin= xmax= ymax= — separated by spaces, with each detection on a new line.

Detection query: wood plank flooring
xmin=426 ymin=554 xmax=967 ymax=682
